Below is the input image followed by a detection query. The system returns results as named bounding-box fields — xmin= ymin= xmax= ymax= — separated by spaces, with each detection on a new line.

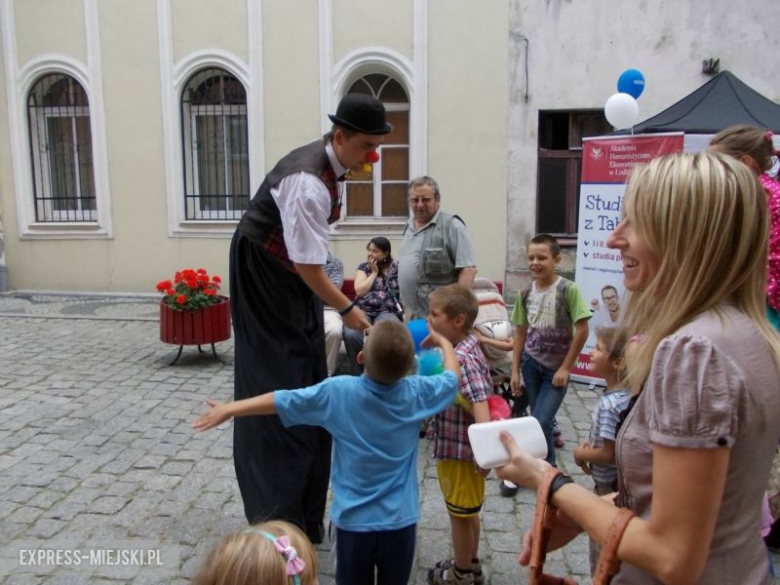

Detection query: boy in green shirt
xmin=509 ymin=234 xmax=591 ymax=468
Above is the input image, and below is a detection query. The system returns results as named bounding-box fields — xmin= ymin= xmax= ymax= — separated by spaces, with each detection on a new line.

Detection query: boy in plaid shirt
xmin=426 ymin=284 xmax=492 ymax=585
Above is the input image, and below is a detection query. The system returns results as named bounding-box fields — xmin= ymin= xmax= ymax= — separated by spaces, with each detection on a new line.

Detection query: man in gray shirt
xmin=398 ymin=176 xmax=477 ymax=319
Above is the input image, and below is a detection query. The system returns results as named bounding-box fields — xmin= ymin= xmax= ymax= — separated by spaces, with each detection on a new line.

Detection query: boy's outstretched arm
xmin=192 ymin=393 xmax=277 ymax=432
xmin=553 ymin=318 xmax=589 ymax=388
xmin=421 ymin=321 xmax=462 ymax=381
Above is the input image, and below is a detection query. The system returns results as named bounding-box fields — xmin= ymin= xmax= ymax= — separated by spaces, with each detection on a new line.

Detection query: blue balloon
xmin=407 ymin=319 xmax=428 ymax=354
xmin=418 ymin=349 xmax=444 ymax=376
xmin=617 ymin=69 xmax=645 ymax=99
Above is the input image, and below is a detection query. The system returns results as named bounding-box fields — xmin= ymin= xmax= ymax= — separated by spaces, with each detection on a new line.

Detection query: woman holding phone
xmin=343 ymin=237 xmax=404 ymax=374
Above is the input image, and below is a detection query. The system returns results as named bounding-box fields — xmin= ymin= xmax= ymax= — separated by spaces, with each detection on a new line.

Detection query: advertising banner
xmin=572 ymin=133 xmax=684 ymax=383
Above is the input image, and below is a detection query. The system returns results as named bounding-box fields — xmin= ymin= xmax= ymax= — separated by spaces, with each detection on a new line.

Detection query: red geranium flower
xmin=156 ymin=267 xmax=223 ymax=311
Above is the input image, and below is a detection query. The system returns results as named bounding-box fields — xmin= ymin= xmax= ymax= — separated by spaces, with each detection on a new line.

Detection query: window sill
xmin=330 ymin=218 xmax=408 ymax=239
xmin=167 ymin=218 xmax=412 ymax=239
xmin=20 ymin=222 xmax=111 ymax=240
xmin=170 ymin=221 xmax=238 ymax=238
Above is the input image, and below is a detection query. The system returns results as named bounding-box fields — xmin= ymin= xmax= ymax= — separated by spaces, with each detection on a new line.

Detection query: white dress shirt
xmin=270 ymin=142 xmax=346 ymax=265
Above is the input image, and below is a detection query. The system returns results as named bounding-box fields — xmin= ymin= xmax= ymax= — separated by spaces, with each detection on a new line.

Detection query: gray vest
xmin=403 ymin=211 xmax=464 ymax=286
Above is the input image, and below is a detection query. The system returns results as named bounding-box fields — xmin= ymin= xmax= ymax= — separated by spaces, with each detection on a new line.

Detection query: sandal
xmin=433 ymin=559 xmax=484 ymax=584
xmin=427 ymin=566 xmax=476 ymax=584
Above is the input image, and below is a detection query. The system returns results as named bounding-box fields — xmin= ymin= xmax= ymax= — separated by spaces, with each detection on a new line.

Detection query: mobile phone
xmin=467 ymin=417 xmax=547 ymax=468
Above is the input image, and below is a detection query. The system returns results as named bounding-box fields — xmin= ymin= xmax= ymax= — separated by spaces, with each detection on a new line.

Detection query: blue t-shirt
xmin=275 ymin=370 xmax=458 ymax=532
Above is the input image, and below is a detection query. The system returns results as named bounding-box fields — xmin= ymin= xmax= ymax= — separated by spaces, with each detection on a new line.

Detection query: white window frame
xmin=6 ymin=58 xmax=112 ymax=239
xmin=29 ymin=102 xmax=97 ymax=223
xmin=328 ymin=48 xmax=425 ymax=238
xmin=161 ymin=50 xmax=253 ymax=238
xmin=181 ymin=85 xmax=249 ymax=221
xmin=2 ymin=0 xmax=112 ymax=239
xmin=344 ymin=101 xmax=410 ymax=221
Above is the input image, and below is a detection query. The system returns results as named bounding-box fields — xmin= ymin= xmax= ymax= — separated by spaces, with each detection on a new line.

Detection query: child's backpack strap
xmin=555 ymin=278 xmax=574 ymax=329
xmin=520 ymin=285 xmax=532 ymax=314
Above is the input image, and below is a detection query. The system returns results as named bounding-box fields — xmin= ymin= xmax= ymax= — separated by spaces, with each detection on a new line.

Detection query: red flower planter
xmin=160 ymin=296 xmax=231 ymax=364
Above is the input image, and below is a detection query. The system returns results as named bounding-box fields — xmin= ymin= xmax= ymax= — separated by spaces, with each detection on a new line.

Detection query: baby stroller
xmin=473 ymin=278 xmax=528 ymax=417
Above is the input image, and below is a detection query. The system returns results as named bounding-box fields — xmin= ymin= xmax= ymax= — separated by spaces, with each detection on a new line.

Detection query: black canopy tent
xmin=617 ymin=70 xmax=780 ymax=134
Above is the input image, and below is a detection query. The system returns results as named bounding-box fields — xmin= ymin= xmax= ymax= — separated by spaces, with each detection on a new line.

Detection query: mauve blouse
xmin=614 ymin=304 xmax=780 ymax=584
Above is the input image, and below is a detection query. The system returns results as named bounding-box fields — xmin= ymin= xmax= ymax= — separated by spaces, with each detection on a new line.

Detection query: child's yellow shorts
xmin=436 ymin=459 xmax=485 ymax=517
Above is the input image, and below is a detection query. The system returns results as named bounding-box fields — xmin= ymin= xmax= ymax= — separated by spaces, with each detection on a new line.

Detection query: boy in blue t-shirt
xmin=193 ymin=319 xmax=460 ymax=585
xmin=509 ymin=234 xmax=590 ymax=468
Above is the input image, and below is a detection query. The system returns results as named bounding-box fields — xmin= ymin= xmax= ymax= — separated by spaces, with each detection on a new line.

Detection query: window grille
xmin=344 ymin=74 xmax=410 ymax=220
xmin=181 ymin=68 xmax=249 ymax=220
xmin=27 ymin=74 xmax=97 ymax=222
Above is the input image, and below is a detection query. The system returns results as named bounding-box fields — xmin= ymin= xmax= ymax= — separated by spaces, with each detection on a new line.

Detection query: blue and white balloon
xmin=617 ymin=69 xmax=645 ymax=99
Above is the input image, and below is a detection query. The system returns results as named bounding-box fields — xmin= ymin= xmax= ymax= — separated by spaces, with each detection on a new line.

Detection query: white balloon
xmin=604 ymin=92 xmax=639 ymax=129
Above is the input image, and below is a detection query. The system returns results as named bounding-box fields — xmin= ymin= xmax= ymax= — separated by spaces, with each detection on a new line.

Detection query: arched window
xmin=344 ymin=74 xmax=410 ymax=219
xmin=27 ymin=74 xmax=96 ymax=222
xmin=181 ymin=68 xmax=249 ymax=220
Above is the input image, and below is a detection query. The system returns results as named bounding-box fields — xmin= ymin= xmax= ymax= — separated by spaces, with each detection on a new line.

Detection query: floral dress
xmin=354 ymin=260 xmax=402 ymax=319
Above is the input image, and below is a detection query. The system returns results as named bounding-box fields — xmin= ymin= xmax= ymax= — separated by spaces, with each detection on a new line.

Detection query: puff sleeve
xmin=646 ymin=334 xmax=744 ymax=449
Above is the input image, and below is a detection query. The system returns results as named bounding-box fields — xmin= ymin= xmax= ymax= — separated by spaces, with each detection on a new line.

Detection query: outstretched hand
xmin=494 ymin=430 xmax=552 ymax=490
xmin=192 ymin=398 xmax=231 ymax=432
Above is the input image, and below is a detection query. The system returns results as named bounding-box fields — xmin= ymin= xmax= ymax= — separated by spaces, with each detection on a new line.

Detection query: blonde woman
xmin=497 ymin=152 xmax=780 ymax=584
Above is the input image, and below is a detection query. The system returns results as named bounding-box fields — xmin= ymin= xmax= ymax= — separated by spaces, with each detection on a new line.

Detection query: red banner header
xmin=582 ymin=135 xmax=684 ymax=184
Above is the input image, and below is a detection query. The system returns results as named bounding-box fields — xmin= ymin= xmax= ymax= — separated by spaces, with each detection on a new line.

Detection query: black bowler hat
xmin=328 ymin=94 xmax=393 ymax=135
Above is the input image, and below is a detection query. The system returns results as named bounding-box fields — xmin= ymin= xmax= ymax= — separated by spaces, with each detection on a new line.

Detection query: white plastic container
xmin=468 ymin=417 xmax=547 ymax=468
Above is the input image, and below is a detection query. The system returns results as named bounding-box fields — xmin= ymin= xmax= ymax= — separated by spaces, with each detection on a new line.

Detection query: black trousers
xmin=336 ymin=524 xmax=417 ymax=585
xmin=229 ymin=231 xmax=331 ymax=542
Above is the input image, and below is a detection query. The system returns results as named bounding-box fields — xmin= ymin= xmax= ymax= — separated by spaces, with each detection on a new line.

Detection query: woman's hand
xmin=518 ymin=510 xmax=584 ymax=564
xmin=495 ymin=431 xmax=552 ymax=490
xmin=518 ymin=529 xmax=534 ymax=566
xmin=368 ymin=255 xmax=380 ymax=275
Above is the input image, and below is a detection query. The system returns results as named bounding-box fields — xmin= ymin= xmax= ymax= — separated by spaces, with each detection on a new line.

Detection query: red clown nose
xmin=366 ymin=151 xmax=380 ymax=163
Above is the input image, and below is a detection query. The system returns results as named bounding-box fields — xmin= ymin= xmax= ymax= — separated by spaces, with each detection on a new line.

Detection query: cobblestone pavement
xmin=0 ymin=293 xmax=777 ymax=584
